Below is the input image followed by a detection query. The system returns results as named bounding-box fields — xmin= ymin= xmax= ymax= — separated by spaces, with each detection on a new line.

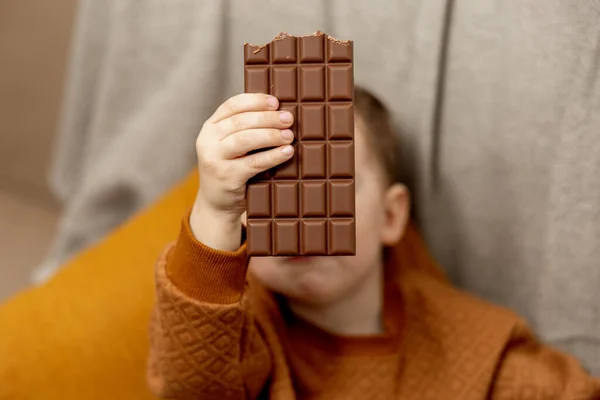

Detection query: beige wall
xmin=0 ymin=0 xmax=78 ymax=300
xmin=0 ymin=0 xmax=78 ymax=195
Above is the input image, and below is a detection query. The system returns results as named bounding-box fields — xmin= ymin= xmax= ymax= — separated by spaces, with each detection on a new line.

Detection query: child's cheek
xmin=355 ymin=193 xmax=385 ymax=251
xmin=355 ymin=180 xmax=385 ymax=228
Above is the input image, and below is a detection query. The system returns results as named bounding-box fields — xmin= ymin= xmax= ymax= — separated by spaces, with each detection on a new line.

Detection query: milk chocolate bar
xmin=244 ymin=31 xmax=355 ymax=256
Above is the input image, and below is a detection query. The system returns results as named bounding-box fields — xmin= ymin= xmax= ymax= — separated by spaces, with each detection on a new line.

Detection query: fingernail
xmin=267 ymin=96 xmax=278 ymax=109
xmin=281 ymin=145 xmax=294 ymax=156
xmin=279 ymin=111 xmax=293 ymax=123
xmin=281 ymin=129 xmax=293 ymax=141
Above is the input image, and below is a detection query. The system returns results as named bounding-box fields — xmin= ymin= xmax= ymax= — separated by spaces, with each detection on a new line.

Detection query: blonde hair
xmin=354 ymin=86 xmax=403 ymax=186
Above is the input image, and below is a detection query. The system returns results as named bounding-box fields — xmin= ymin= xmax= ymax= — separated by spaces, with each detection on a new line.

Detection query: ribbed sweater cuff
xmin=165 ymin=211 xmax=249 ymax=304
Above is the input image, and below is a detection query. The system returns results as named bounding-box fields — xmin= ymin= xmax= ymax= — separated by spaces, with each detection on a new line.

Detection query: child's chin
xmin=293 ymin=276 xmax=342 ymax=305
xmin=252 ymin=259 xmax=343 ymax=304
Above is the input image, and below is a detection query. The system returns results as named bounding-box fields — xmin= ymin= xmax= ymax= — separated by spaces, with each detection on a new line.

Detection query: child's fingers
xmin=220 ymin=128 xmax=294 ymax=159
xmin=217 ymin=110 xmax=293 ymax=138
xmin=235 ymin=145 xmax=295 ymax=181
xmin=208 ymin=93 xmax=279 ymax=124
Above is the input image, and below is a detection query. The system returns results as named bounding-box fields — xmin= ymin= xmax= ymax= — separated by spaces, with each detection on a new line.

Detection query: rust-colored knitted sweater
xmin=147 ymin=216 xmax=600 ymax=399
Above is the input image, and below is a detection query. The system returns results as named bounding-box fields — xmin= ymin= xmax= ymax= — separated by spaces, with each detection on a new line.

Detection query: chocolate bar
xmin=244 ymin=31 xmax=355 ymax=256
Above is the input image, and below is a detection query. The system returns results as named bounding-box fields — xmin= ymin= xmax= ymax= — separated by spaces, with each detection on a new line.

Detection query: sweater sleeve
xmin=489 ymin=322 xmax=600 ymax=400
xmin=146 ymin=215 xmax=272 ymax=399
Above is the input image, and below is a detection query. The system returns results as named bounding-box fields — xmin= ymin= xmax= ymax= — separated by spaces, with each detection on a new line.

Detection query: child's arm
xmin=490 ymin=323 xmax=600 ymax=399
xmin=146 ymin=218 xmax=271 ymax=399
xmin=146 ymin=93 xmax=295 ymax=399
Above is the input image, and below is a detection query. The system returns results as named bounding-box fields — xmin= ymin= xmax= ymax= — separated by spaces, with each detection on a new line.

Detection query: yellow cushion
xmin=0 ymin=170 xmax=199 ymax=400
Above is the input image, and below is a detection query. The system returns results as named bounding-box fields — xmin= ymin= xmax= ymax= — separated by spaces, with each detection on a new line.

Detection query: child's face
xmin=248 ymin=119 xmax=410 ymax=306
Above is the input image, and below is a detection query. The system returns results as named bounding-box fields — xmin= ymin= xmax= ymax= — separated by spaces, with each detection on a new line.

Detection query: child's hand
xmin=190 ymin=93 xmax=294 ymax=251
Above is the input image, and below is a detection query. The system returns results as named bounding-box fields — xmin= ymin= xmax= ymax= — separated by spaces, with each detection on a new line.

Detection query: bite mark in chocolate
xmin=244 ymin=31 xmax=355 ymax=256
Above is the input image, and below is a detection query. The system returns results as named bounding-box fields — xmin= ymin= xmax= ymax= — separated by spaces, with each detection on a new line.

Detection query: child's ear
xmin=380 ymin=183 xmax=410 ymax=246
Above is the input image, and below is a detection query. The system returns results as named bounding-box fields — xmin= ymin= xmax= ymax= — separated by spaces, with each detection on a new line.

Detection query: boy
xmin=147 ymin=87 xmax=600 ymax=399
